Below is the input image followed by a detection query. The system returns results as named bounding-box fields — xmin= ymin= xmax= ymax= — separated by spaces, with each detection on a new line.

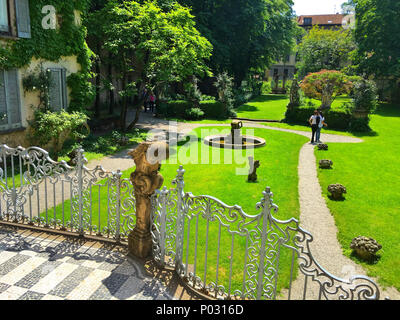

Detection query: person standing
xmin=309 ymin=110 xmax=319 ymax=144
xmin=316 ymin=110 xmax=328 ymax=143
xmin=149 ymin=92 xmax=156 ymax=113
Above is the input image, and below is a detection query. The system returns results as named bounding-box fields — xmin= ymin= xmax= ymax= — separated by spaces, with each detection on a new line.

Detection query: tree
xmin=175 ymin=0 xmax=298 ymax=87
xmin=341 ymin=0 xmax=356 ymax=14
xmin=296 ymin=26 xmax=356 ymax=79
xmin=353 ymin=0 xmax=400 ymax=101
xmin=300 ymin=70 xmax=356 ymax=109
xmin=100 ymin=0 xmax=213 ymax=130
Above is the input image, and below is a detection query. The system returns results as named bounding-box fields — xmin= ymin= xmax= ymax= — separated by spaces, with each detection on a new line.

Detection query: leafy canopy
xmin=353 ymin=0 xmax=400 ymax=79
xmin=101 ymin=0 xmax=213 ymax=86
xmin=297 ymin=26 xmax=356 ymax=79
xmin=171 ymin=0 xmax=297 ymax=86
xmin=300 ymin=70 xmax=357 ymax=109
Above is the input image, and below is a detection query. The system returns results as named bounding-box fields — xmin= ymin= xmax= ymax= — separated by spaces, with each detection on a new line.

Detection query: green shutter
xmin=0 ymin=71 xmax=7 ymax=128
xmin=0 ymin=0 xmax=9 ymax=32
xmin=61 ymin=68 xmax=68 ymax=109
xmin=15 ymin=0 xmax=31 ymax=38
xmin=6 ymin=70 xmax=22 ymax=128
xmin=49 ymin=69 xmax=63 ymax=111
xmin=0 ymin=70 xmax=22 ymax=130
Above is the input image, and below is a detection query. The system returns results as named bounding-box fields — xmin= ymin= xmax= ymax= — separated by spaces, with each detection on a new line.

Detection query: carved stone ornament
xmin=128 ymin=141 xmax=169 ymax=258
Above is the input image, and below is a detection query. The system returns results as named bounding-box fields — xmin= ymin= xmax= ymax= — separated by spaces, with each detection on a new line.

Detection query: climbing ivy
xmin=0 ymin=0 xmax=94 ymax=112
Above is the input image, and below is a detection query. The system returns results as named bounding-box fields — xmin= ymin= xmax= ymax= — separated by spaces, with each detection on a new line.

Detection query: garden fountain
xmin=204 ymin=120 xmax=266 ymax=149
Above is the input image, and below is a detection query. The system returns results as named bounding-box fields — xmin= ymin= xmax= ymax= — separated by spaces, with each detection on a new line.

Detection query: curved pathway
xmin=94 ymin=113 xmax=399 ymax=299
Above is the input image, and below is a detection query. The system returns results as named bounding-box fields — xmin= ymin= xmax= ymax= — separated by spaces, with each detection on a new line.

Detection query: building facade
xmin=0 ymin=0 xmax=90 ymax=147
xmin=267 ymin=13 xmax=354 ymax=89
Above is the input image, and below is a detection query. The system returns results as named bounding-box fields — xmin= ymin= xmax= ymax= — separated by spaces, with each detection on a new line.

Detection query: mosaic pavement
xmin=0 ymin=226 xmax=174 ymax=300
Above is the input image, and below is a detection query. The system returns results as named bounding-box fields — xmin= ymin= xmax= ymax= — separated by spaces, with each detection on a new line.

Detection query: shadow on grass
xmin=350 ymin=251 xmax=381 ymax=265
xmin=373 ymin=103 xmax=400 ymax=118
xmin=237 ymin=105 xmax=259 ymax=112
xmin=251 ymin=95 xmax=288 ymax=102
xmin=328 ymin=195 xmax=346 ymax=201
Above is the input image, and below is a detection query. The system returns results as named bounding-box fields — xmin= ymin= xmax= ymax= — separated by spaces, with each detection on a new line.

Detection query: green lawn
xmin=44 ymin=126 xmax=308 ymax=297
xmin=234 ymin=95 xmax=351 ymax=121
xmin=236 ymin=94 xmax=289 ymax=120
xmin=315 ymin=103 xmax=400 ymax=290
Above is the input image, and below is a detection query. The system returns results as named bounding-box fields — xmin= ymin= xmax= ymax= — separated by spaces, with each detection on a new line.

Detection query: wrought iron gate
xmin=0 ymin=144 xmax=136 ymax=241
xmin=150 ymin=166 xmax=381 ymax=300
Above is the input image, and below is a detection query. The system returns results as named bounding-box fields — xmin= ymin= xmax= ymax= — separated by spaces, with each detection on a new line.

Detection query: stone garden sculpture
xmin=248 ymin=156 xmax=260 ymax=182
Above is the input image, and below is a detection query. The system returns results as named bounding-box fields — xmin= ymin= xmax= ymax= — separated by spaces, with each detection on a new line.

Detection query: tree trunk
xmin=120 ymin=75 xmax=128 ymax=132
xmin=126 ymin=82 xmax=146 ymax=131
xmin=94 ymin=52 xmax=101 ymax=118
xmin=108 ymin=53 xmax=115 ymax=115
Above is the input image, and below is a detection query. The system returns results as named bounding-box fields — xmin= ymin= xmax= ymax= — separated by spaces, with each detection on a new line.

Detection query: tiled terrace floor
xmin=0 ymin=225 xmax=200 ymax=300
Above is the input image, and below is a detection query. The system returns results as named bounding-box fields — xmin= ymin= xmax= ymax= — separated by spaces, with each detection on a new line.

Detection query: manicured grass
xmin=236 ymin=94 xmax=289 ymax=120
xmin=315 ymin=103 xmax=400 ymax=290
xmin=45 ymin=126 xmax=308 ymax=297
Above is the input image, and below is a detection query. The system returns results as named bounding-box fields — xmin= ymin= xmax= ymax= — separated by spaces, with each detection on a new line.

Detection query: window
xmin=0 ymin=0 xmax=10 ymax=33
xmin=304 ymin=18 xmax=312 ymax=25
xmin=0 ymin=69 xmax=22 ymax=131
xmin=48 ymin=68 xmax=68 ymax=111
xmin=0 ymin=0 xmax=31 ymax=38
xmin=15 ymin=0 xmax=31 ymax=38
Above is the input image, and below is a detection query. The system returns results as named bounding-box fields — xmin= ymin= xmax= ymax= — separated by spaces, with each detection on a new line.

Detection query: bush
xmin=185 ymin=108 xmax=205 ymax=120
xmin=199 ymin=100 xmax=226 ymax=119
xmin=284 ymin=106 xmax=361 ymax=131
xmin=261 ymin=81 xmax=272 ymax=95
xmin=157 ymin=100 xmax=227 ymax=120
xmin=29 ymin=110 xmax=89 ymax=160
xmin=350 ymin=79 xmax=378 ymax=113
xmin=349 ymin=117 xmax=371 ymax=132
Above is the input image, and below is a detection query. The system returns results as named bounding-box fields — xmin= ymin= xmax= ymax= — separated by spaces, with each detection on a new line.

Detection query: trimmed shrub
xmin=185 ymin=108 xmax=205 ymax=120
xmin=157 ymin=100 xmax=227 ymax=120
xmin=261 ymin=81 xmax=272 ymax=95
xmin=199 ymin=100 xmax=226 ymax=119
xmin=284 ymin=107 xmax=353 ymax=130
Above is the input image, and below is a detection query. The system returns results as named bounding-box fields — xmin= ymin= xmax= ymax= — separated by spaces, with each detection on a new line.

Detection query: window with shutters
xmin=0 ymin=0 xmax=10 ymax=33
xmin=0 ymin=0 xmax=31 ymax=38
xmin=48 ymin=68 xmax=68 ymax=111
xmin=0 ymin=69 xmax=23 ymax=131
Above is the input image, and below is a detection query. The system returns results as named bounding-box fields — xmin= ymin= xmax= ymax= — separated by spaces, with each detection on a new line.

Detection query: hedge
xmin=284 ymin=106 xmax=371 ymax=131
xmin=157 ymin=100 xmax=227 ymax=120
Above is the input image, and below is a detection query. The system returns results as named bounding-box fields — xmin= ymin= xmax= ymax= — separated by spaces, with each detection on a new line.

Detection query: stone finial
xmin=319 ymin=159 xmax=333 ymax=169
xmin=350 ymin=236 xmax=382 ymax=260
xmin=328 ymin=183 xmax=347 ymax=200
xmin=318 ymin=143 xmax=328 ymax=150
xmin=128 ymin=141 xmax=169 ymax=258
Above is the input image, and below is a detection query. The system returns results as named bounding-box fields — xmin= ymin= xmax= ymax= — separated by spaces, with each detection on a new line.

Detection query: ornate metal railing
xmin=151 ymin=166 xmax=380 ymax=300
xmin=0 ymin=144 xmax=136 ymax=242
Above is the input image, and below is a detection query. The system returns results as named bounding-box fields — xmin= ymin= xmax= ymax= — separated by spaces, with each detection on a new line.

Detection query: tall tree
xmin=175 ymin=0 xmax=297 ymax=86
xmin=353 ymin=0 xmax=400 ymax=100
xmin=100 ymin=0 xmax=213 ymax=130
xmin=296 ymin=26 xmax=356 ymax=79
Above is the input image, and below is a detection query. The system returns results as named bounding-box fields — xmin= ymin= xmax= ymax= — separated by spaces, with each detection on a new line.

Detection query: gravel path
xmin=125 ymin=113 xmax=400 ymax=300
xmin=7 ymin=111 xmax=398 ymax=300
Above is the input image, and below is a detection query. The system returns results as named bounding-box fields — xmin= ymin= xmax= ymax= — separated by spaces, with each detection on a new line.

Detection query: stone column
xmin=128 ymin=142 xmax=169 ymax=258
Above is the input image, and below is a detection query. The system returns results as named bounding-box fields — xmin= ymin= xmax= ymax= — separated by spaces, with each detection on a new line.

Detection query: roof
xmin=297 ymin=14 xmax=347 ymax=26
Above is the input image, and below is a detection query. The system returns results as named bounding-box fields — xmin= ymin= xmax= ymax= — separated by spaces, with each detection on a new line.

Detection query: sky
xmin=293 ymin=0 xmax=346 ymax=16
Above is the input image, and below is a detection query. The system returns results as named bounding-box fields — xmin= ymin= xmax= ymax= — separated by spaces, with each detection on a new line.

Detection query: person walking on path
xmin=149 ymin=92 xmax=156 ymax=113
xmin=316 ymin=110 xmax=328 ymax=143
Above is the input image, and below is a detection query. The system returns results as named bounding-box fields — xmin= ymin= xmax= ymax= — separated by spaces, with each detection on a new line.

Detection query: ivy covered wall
xmin=0 ymin=0 xmax=94 ymax=112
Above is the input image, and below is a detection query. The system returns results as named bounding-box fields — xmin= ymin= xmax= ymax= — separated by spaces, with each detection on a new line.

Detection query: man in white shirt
xmin=316 ymin=111 xmax=328 ymax=143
